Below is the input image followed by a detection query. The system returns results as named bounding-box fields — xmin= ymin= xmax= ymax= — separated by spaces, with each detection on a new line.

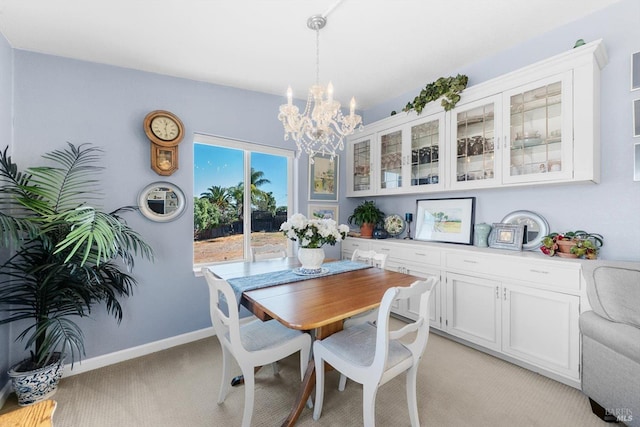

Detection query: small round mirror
xmin=138 ymin=182 xmax=186 ymax=222
xmin=501 ymin=210 xmax=549 ymax=251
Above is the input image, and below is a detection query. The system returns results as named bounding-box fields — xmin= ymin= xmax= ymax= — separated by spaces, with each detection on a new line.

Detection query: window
xmin=193 ymin=134 xmax=294 ymax=266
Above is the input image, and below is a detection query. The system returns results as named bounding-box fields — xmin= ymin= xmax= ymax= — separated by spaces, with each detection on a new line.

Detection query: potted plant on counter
xmin=347 ymin=200 xmax=385 ymax=239
xmin=0 ymin=143 xmax=153 ymax=405
xmin=540 ymin=230 xmax=604 ymax=259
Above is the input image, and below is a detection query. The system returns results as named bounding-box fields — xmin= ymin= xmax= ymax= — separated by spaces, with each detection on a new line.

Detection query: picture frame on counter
xmin=632 ymin=51 xmax=640 ymax=91
xmin=634 ymin=99 xmax=640 ymax=137
xmin=488 ymin=222 xmax=525 ymax=251
xmin=635 ymin=143 xmax=640 ymax=181
xmin=308 ymin=154 xmax=338 ymax=201
xmin=414 ymin=197 xmax=475 ymax=245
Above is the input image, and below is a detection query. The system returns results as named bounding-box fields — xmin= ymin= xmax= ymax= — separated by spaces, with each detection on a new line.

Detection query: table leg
xmin=231 ymin=366 xmax=263 ymax=386
xmin=281 ymin=359 xmax=316 ymax=427
xmin=280 ymin=321 xmax=343 ymax=426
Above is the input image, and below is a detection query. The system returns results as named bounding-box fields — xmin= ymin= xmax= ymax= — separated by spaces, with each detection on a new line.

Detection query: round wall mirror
xmin=138 ymin=182 xmax=186 ymax=222
xmin=501 ymin=210 xmax=549 ymax=251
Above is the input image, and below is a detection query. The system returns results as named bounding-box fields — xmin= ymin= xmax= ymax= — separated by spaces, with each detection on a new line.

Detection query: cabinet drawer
xmin=501 ymin=260 xmax=581 ymax=291
xmin=405 ymin=247 xmax=441 ymax=267
xmin=446 ymin=252 xmax=581 ymax=291
xmin=445 ymin=252 xmax=496 ymax=276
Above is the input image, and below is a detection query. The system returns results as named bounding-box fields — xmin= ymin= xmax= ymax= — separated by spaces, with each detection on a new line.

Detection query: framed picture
xmin=309 ymin=154 xmax=338 ymax=201
xmin=635 ymin=143 xmax=640 ymax=181
xmin=308 ymin=204 xmax=338 ymax=221
xmin=414 ymin=197 xmax=475 ymax=245
xmin=634 ymin=99 xmax=640 ymax=137
xmin=488 ymin=223 xmax=525 ymax=251
xmin=632 ymin=51 xmax=640 ymax=91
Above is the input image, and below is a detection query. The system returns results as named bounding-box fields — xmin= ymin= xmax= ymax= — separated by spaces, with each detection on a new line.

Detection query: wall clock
xmin=143 ymin=110 xmax=184 ymax=176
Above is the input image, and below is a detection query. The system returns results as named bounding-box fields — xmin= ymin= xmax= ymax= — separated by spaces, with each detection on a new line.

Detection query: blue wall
xmin=1 ymin=0 xmax=639 ymax=371
xmin=9 ymin=51 xmax=306 ymax=364
xmin=358 ymin=0 xmax=640 ymax=262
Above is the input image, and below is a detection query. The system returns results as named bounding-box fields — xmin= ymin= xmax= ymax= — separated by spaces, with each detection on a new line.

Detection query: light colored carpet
xmin=1 ymin=319 xmax=607 ymax=426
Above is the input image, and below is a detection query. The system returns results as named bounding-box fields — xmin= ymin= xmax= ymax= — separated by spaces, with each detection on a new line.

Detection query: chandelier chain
xmin=315 ymin=27 xmax=320 ymax=86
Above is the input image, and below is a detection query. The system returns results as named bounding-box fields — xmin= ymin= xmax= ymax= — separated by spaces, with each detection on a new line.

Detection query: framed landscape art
xmin=308 ymin=154 xmax=338 ymax=201
xmin=308 ymin=204 xmax=338 ymax=220
xmin=414 ymin=197 xmax=475 ymax=245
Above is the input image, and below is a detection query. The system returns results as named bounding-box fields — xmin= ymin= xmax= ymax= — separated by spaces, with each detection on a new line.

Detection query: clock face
xmin=150 ymin=116 xmax=180 ymax=141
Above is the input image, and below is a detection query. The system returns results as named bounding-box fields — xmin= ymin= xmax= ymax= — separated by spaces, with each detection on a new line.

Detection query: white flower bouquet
xmin=280 ymin=213 xmax=349 ymax=248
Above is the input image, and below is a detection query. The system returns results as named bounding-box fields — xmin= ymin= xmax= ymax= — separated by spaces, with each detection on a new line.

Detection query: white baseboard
xmin=63 ymin=326 xmax=215 ymax=377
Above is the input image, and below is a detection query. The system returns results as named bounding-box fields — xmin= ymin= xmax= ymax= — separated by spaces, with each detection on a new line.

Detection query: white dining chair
xmin=202 ymin=268 xmax=311 ymax=427
xmin=338 ymin=249 xmax=390 ymax=391
xmin=250 ymin=244 xmax=287 ymax=262
xmin=313 ymin=278 xmax=436 ymax=427
xmin=351 ymin=249 xmax=388 ymax=269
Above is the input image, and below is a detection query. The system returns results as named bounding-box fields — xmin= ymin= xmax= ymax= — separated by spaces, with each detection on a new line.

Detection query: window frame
xmin=193 ymin=133 xmax=296 ymax=272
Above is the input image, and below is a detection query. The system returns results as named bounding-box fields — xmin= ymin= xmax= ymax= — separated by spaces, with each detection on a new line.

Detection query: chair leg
xmin=406 ymin=366 xmax=420 ymax=427
xmin=271 ymin=362 xmax=279 ymax=375
xmin=338 ymin=373 xmax=347 ymax=391
xmin=312 ymin=356 xmax=325 ymax=421
xmin=217 ymin=346 xmax=233 ymax=404
xmin=362 ymin=384 xmax=378 ymax=427
xmin=241 ymin=367 xmax=256 ymax=427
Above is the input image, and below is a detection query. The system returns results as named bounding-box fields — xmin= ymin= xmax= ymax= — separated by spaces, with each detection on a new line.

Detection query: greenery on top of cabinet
xmin=401 ymin=74 xmax=469 ymax=114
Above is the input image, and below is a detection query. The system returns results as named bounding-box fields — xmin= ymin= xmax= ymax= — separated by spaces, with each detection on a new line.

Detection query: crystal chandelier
xmin=278 ymin=14 xmax=362 ymax=162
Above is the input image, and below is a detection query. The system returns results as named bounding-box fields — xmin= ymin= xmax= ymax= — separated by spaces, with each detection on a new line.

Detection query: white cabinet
xmin=346 ymin=132 xmax=376 ymax=197
xmin=341 ymin=237 xmax=584 ymax=387
xmin=445 ymin=272 xmax=501 ymax=351
xmin=448 ymin=95 xmax=502 ymax=190
xmin=444 ymin=272 xmax=580 ymax=381
xmin=345 ymin=39 xmax=607 ymax=197
xmin=502 ymin=72 xmax=574 ymax=184
xmin=502 ymin=283 xmax=579 ymax=379
xmin=377 ymin=112 xmax=446 ymax=194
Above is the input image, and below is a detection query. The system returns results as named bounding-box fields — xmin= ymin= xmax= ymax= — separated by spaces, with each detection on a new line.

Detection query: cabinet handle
xmin=381 ymin=248 xmax=391 ymax=252
xmin=503 ymin=288 xmax=507 ymax=300
xmin=414 ymin=252 xmax=426 ymax=257
xmin=530 ymin=269 xmax=549 ymax=274
xmin=504 ymin=135 xmax=508 ymax=149
xmin=463 ymin=259 xmax=478 ymax=264
xmin=496 ymin=136 xmax=500 ymax=151
xmin=495 ymin=286 xmax=499 ymax=299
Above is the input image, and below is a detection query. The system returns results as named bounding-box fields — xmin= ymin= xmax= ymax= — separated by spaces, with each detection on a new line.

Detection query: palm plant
xmin=0 ymin=143 xmax=153 ymax=370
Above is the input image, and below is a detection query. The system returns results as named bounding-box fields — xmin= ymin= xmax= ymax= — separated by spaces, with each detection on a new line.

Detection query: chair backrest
xmin=202 ymin=268 xmax=244 ymax=353
xmin=351 ymin=249 xmax=388 ymax=269
xmin=251 ymin=244 xmax=287 ymax=262
xmin=373 ymin=278 xmax=436 ymax=379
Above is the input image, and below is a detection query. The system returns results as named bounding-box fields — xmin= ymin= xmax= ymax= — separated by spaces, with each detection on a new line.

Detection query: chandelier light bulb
xmin=287 ymin=86 xmax=293 ymax=106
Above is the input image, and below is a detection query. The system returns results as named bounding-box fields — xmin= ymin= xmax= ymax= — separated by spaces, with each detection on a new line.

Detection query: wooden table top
xmin=209 ymin=258 xmax=419 ymax=331
xmin=0 ymin=399 xmax=56 ymax=427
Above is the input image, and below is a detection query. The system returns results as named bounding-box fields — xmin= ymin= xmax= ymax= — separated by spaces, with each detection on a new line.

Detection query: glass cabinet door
xmin=410 ymin=114 xmax=444 ymax=190
xmin=379 ymin=128 xmax=403 ymax=190
xmin=504 ymin=72 xmax=572 ymax=183
xmin=451 ymin=96 xmax=501 ymax=188
xmin=347 ymin=133 xmax=374 ymax=196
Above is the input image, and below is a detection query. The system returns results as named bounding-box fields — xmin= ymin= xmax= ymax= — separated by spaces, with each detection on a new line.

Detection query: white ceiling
xmin=0 ymin=0 xmax=622 ymax=109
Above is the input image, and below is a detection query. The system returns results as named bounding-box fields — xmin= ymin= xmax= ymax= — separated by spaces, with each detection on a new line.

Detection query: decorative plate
xmin=384 ymin=214 xmax=406 ymax=237
xmin=292 ymin=267 xmax=329 ymax=276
